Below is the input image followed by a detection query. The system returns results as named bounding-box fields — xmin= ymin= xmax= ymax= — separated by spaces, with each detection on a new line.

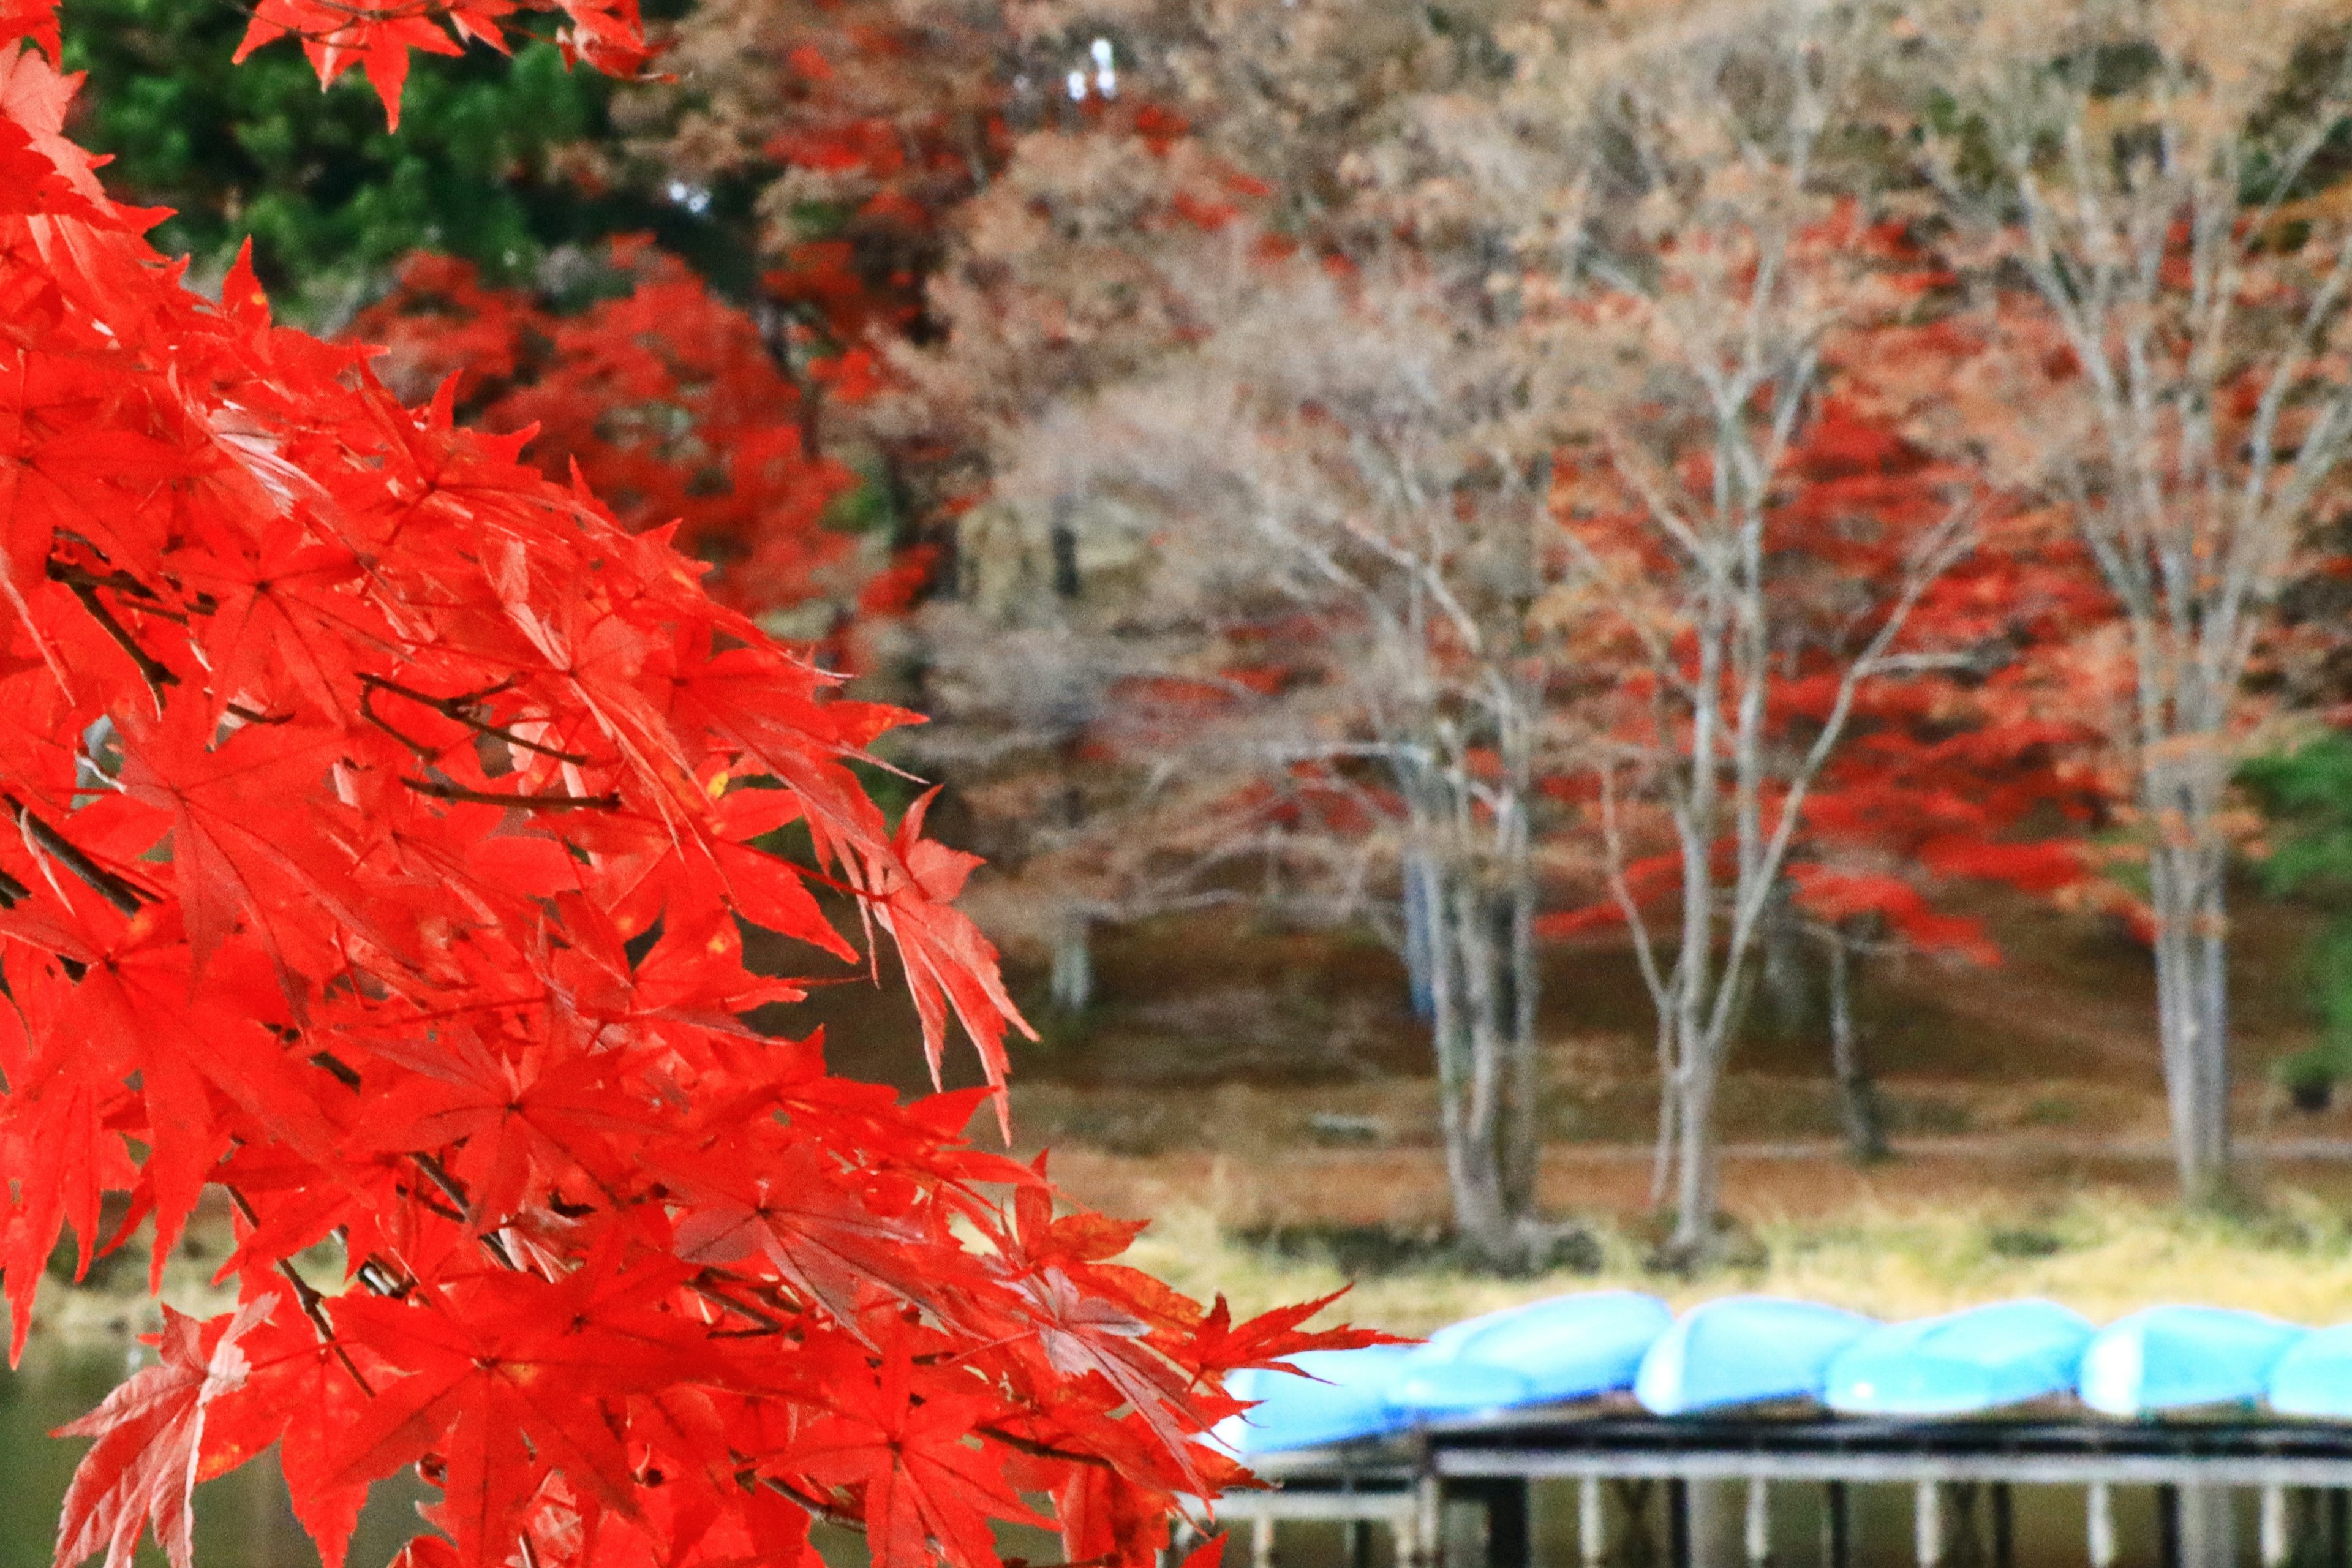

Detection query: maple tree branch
xmin=359 ymin=686 xmax=440 ymax=763
xmin=409 ymin=1150 xmax=473 ymax=1213
xmin=278 ymin=1258 xmax=378 ymax=1395
xmin=358 ymin=673 xmax=595 ymax=764
xmin=408 ymin=1152 xmax=525 ymax=1267
xmin=355 ymin=1255 xmax=414 ymax=1298
xmin=6 ymin=795 xmax=153 ymax=915
xmin=977 ymin=1427 xmax=1117 ymax=1470
xmin=44 ymin=558 xmax=183 ymax=618
xmin=60 ymin=579 xmax=181 ymax=701
xmin=687 ymin=1271 xmax=788 ymax=1336
xmin=402 ymin=778 xmax=622 ymax=812
xmin=307 ymin=1049 xmax=363 ymax=1090
xmin=225 ymin=703 xmax=292 ymax=726
xmin=224 ymin=1185 xmax=377 ymax=1396
xmin=749 ymin=1470 xmax=861 ymax=1529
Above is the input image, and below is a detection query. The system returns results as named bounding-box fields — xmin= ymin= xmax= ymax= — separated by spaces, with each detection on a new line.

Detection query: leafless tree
xmin=976 ymin=246 xmax=1580 ymax=1262
xmin=1536 ymin=0 xmax=1975 ymax=1261
xmin=1918 ymin=0 xmax=2352 ymax=1204
xmin=846 ymin=0 xmax=1616 ymax=1262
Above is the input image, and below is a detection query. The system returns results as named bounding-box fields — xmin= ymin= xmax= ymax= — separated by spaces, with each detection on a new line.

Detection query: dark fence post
xmin=1823 ymin=1482 xmax=1852 ymax=1568
xmin=1488 ymin=1480 xmax=1531 ymax=1568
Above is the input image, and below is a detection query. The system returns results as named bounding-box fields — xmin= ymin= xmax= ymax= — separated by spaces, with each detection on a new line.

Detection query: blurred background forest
xmin=56 ymin=0 xmax=2352 ymax=1327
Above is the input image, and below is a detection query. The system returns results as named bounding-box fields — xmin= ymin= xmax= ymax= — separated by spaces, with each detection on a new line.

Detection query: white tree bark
xmin=1826 ymin=926 xmax=1890 ymax=1163
xmin=1404 ymin=690 xmax=1547 ymax=1260
xmin=1928 ymin=0 xmax=2352 ymax=1201
xmin=1563 ymin=2 xmax=1968 ymax=1259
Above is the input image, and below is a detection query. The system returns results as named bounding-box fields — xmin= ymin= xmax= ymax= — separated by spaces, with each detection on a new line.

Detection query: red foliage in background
xmin=1770 ymin=390 xmax=2109 ymax=961
xmin=1544 ymin=227 xmax=2113 ymax=960
xmin=0 ymin=11 xmax=1379 ymax=1568
xmin=357 ymin=241 xmax=858 ymax=617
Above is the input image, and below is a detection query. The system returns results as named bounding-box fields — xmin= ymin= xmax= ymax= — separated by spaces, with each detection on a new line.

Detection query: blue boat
xmin=2267 ymin=1324 xmax=2352 ymax=1418
xmin=2078 ymin=1306 xmax=2305 ymax=1415
xmin=1635 ymin=1296 xmax=1878 ymax=1415
xmin=1385 ymin=1291 xmax=1673 ymax=1417
xmin=1213 ymin=1346 xmax=1418 ymax=1455
xmin=1825 ymin=1299 xmax=2095 ymax=1416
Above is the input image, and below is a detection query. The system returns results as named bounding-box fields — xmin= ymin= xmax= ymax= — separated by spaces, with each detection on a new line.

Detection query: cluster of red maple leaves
xmin=0 ymin=6 xmax=1377 ymax=1568
xmin=356 ymin=241 xmax=859 ymax=617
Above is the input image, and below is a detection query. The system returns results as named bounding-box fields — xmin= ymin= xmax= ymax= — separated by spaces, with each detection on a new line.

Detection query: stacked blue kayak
xmin=1215 ymin=1292 xmax=1672 ymax=1457
xmin=1216 ymin=1292 xmax=2352 ymax=1455
xmin=1386 ymin=1291 xmax=1674 ymax=1417
xmin=1636 ymin=1296 xmax=1877 ymax=1415
xmin=1215 ymin=1346 xmax=1420 ymax=1456
xmin=2079 ymin=1306 xmax=2305 ymax=1416
xmin=1825 ymin=1300 xmax=2093 ymax=1417
xmin=2268 ymin=1325 xmax=2352 ymax=1417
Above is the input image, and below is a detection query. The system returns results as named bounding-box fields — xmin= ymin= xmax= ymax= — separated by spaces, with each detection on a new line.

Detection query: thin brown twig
xmin=224 ymin=1185 xmax=377 ymax=1396
xmin=6 ymin=794 xmax=153 ymax=914
xmin=686 ymin=1272 xmax=787 ymax=1336
xmin=307 ymin=1049 xmax=363 ymax=1090
xmin=409 ymin=1150 xmax=473 ymax=1213
xmin=752 ymin=1471 xmax=861 ymax=1529
xmin=225 ymin=702 xmax=292 ymax=726
xmin=410 ymin=1152 xmax=523 ymax=1268
xmin=399 ymin=1182 xmax=467 ymax=1226
xmin=358 ymin=673 xmax=595 ymax=764
xmin=359 ymin=687 xmax=440 ymax=763
xmin=978 ymin=1426 xmax=1117 ymax=1469
xmin=402 ymin=778 xmax=622 ymax=811
xmin=62 ymin=582 xmax=180 ymax=699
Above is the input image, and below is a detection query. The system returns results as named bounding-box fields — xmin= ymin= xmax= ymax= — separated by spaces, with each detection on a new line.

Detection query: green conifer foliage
xmin=62 ymin=0 xmax=704 ymax=317
xmin=2245 ymin=736 xmax=2352 ymax=1103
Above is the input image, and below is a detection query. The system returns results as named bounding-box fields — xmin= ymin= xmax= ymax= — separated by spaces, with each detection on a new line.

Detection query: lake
xmin=2 ymin=1350 xmax=2286 ymax=1568
xmin=1 ymin=1343 xmax=429 ymax=1568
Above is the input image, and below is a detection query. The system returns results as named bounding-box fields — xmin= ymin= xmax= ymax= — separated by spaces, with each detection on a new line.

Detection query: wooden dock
xmin=1197 ymin=1412 xmax=2352 ymax=1568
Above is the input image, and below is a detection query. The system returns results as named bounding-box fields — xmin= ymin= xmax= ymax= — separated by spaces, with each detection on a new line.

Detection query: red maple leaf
xmin=783 ymin=1349 xmax=1047 ymax=1568
xmin=52 ymin=1300 xmax=273 ymax=1568
xmin=5 ymin=19 xmax=1385 ymax=1568
xmin=320 ymin=1265 xmax=695 ymax=1561
xmin=671 ymin=1140 xmax=943 ymax=1325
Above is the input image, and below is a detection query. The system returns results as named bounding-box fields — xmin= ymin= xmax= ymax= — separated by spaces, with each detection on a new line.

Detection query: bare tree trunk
xmin=1501 ymin=847 xmax=1541 ymax=1219
xmin=1419 ymin=800 xmax=1542 ymax=1266
xmin=1649 ymin=1039 xmax=1679 ymax=1208
xmin=1050 ymin=910 xmax=1094 ymax=1014
xmin=1452 ymin=875 xmax=1514 ymax=1261
xmin=1662 ymin=777 xmax=1722 ymax=1260
xmin=1668 ymin=1047 xmax=1719 ymax=1260
xmin=1423 ymin=823 xmax=1502 ymax=1255
xmin=2149 ymin=824 xmax=2233 ymax=1205
xmin=1762 ymin=883 xmax=1809 ymax=1039
xmin=1826 ymin=930 xmax=1888 ymax=1163
xmin=1403 ymin=845 xmax=1439 ymax=1022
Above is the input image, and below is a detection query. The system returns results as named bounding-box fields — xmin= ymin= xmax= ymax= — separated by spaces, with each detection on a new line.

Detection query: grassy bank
xmin=1118 ymin=1188 xmax=2352 ymax=1335
xmin=21 ymin=1186 xmax=2352 ymax=1348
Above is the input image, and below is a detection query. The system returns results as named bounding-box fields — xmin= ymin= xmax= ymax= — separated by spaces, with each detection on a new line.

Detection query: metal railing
xmin=1191 ymin=1411 xmax=2352 ymax=1568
